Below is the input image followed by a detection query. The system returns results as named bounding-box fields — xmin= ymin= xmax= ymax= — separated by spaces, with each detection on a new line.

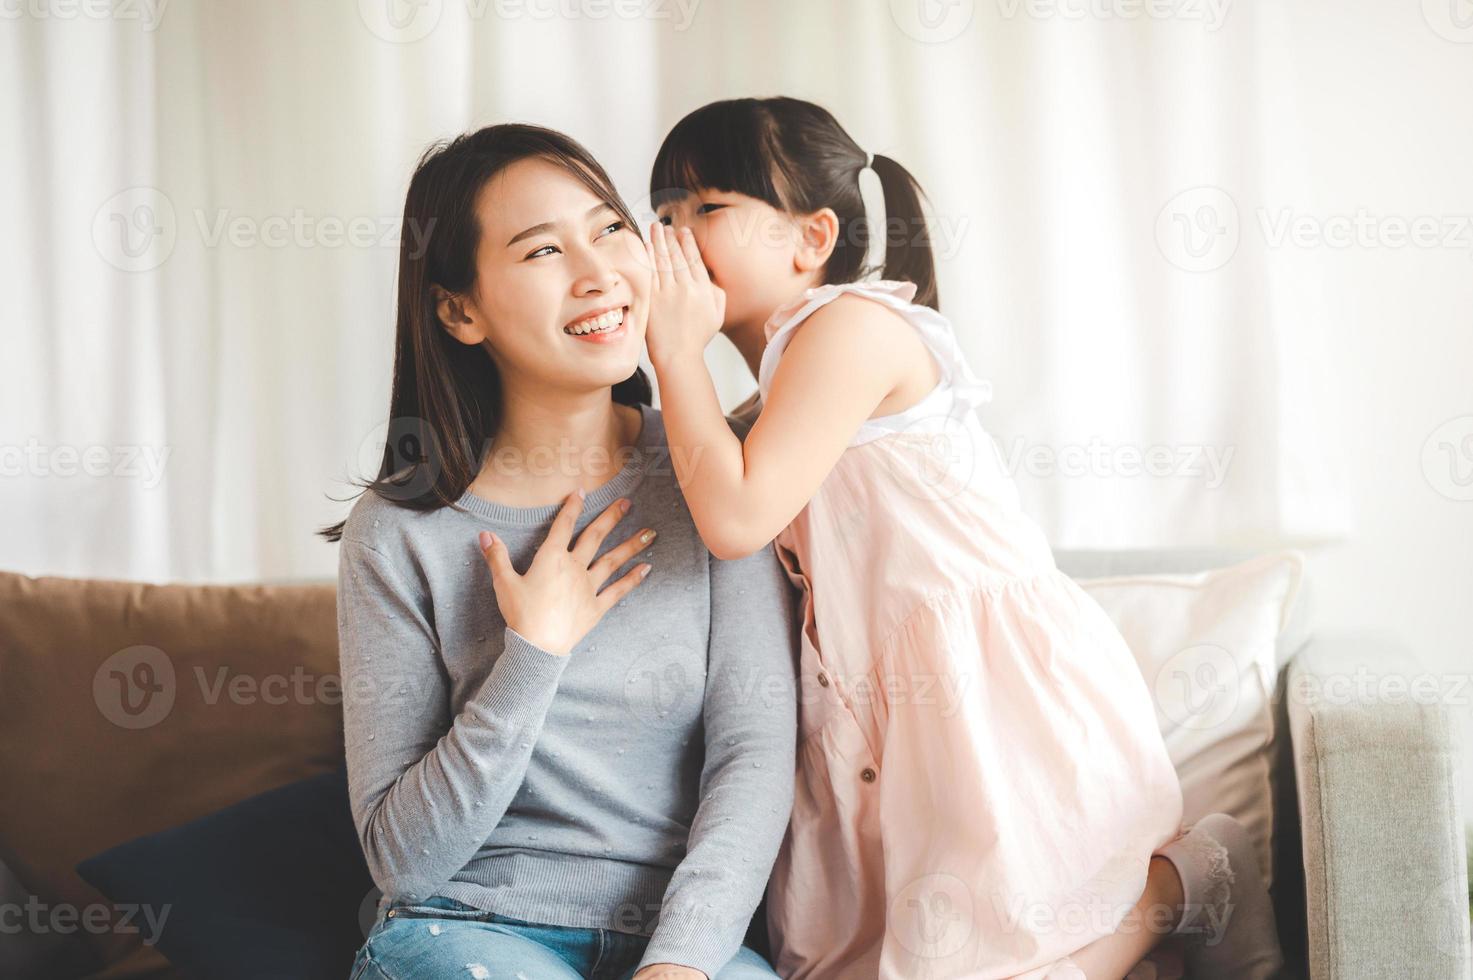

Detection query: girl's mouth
xmin=563 ymin=305 xmax=629 ymax=344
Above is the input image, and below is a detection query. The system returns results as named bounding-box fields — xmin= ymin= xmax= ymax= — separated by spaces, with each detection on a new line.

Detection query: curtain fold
xmin=0 ymin=0 xmax=1350 ymax=582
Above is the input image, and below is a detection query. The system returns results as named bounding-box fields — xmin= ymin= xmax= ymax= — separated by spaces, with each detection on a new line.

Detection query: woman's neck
xmin=470 ymin=387 xmax=641 ymax=508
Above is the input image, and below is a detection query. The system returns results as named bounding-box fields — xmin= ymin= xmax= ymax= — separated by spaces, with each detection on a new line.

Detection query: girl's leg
xmin=1042 ymin=855 xmax=1186 ymax=980
xmin=1048 ymin=812 xmax=1285 ymax=980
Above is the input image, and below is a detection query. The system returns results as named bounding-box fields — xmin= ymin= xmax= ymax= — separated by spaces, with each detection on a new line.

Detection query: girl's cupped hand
xmin=644 ymin=221 xmax=725 ymax=367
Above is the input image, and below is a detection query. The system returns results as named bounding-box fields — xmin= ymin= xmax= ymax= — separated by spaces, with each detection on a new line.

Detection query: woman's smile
xmin=563 ymin=303 xmax=632 ymax=344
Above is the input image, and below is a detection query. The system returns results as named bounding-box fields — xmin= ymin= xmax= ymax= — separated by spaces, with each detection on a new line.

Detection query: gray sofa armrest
xmin=1287 ymin=634 xmax=1471 ymax=979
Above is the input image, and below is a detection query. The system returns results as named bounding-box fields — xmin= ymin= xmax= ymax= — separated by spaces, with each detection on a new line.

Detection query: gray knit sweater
xmin=336 ymin=402 xmax=799 ymax=977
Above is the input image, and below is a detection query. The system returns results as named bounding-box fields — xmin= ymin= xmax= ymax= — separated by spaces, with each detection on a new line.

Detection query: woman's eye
xmin=598 ymin=220 xmax=625 ymax=237
xmin=697 ymin=203 xmax=726 ymax=215
xmin=526 ymin=244 xmax=559 ymax=259
xmin=658 ymin=215 xmax=673 ymax=226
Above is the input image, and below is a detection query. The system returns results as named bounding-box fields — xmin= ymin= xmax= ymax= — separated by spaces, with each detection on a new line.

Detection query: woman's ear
xmin=792 ymin=207 xmax=840 ymax=274
xmin=432 ymin=283 xmax=484 ymax=344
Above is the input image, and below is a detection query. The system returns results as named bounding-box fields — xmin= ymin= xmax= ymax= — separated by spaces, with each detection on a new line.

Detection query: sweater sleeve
xmin=337 ymin=536 xmax=571 ymax=905
xmin=636 ymin=541 xmax=799 ymax=977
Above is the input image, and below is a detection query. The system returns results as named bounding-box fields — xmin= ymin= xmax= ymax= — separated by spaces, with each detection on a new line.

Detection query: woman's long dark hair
xmin=649 ymin=96 xmax=939 ymax=310
xmin=319 ymin=124 xmax=652 ymax=542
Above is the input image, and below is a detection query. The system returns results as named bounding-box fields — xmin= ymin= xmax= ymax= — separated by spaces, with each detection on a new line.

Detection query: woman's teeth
xmin=566 ymin=307 xmax=625 ymax=335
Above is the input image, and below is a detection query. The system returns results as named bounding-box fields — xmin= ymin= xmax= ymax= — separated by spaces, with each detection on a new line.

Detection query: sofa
xmin=0 ymin=548 xmax=1468 ymax=979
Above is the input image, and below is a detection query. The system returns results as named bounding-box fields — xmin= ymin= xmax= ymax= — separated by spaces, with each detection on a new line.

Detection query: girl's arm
xmin=646 ymin=223 xmax=918 ymax=559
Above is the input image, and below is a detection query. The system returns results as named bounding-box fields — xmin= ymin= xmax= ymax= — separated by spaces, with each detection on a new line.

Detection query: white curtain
xmin=0 ymin=0 xmax=1353 ymax=583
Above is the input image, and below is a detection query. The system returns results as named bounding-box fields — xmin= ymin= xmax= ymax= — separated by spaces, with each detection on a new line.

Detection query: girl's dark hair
xmin=650 ymin=96 xmax=939 ymax=310
xmin=319 ymin=123 xmax=651 ymax=543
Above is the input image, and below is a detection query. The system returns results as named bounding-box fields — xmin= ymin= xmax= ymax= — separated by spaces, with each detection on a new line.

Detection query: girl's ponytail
xmin=868 ymin=153 xmax=939 ymax=311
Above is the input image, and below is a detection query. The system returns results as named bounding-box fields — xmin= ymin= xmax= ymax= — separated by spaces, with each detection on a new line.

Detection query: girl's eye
xmin=697 ymin=203 xmax=726 ymax=215
xmin=598 ymin=220 xmax=625 ymax=237
xmin=658 ymin=215 xmax=673 ymax=226
xmin=526 ymin=244 xmax=559 ymax=259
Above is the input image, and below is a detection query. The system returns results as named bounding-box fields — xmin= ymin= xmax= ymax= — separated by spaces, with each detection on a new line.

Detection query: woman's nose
xmin=570 ymin=247 xmax=619 ymax=295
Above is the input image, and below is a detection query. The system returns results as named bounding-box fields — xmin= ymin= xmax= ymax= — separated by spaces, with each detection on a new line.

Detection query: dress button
xmin=860 ymin=767 xmax=877 ymax=783
xmin=387 ymin=909 xmax=396 ymax=918
xmin=816 ymin=672 xmax=830 ymax=687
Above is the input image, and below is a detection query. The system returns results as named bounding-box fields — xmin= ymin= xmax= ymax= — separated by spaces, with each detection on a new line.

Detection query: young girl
xmin=641 ymin=97 xmax=1285 ymax=980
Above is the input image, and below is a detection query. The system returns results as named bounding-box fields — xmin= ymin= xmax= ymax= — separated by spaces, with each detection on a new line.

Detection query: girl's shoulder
xmin=757 ymin=280 xmax=927 ymax=397
xmin=755 ymin=279 xmax=995 ymax=442
xmin=761 ymin=278 xmax=924 ymax=347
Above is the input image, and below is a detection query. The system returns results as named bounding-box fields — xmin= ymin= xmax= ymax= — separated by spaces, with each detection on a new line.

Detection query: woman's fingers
xmin=539 ymin=489 xmax=584 ymax=556
xmin=595 ymin=561 xmax=652 ymax=611
xmin=570 ymin=496 xmax=631 ymax=566
xmin=478 ymin=530 xmax=515 ymax=584
xmin=589 ymin=525 xmax=656 ymax=587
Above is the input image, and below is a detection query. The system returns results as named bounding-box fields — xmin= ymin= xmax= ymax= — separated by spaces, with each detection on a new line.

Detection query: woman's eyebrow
xmin=505 ymin=203 xmax=615 ymax=247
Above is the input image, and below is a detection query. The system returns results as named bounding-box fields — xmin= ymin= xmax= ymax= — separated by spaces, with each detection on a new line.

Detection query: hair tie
xmin=855 ymin=152 xmax=887 ymax=278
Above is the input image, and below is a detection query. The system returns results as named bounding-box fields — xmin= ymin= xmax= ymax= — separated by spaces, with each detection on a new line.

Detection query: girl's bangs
xmin=650 ymin=103 xmax=789 ymax=212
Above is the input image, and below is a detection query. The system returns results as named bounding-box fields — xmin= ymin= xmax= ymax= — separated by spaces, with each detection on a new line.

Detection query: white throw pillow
xmin=1074 ymin=551 xmax=1305 ymax=888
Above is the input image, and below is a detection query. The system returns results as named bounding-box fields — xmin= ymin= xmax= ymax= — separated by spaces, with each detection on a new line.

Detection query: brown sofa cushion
xmin=0 ymin=571 xmax=342 ymax=978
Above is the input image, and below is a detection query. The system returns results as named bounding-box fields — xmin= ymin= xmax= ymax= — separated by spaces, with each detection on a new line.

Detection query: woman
xmin=323 ymin=124 xmax=798 ymax=980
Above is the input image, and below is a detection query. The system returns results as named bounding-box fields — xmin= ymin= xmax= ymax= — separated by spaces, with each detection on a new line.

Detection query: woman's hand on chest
xmin=477 ymin=491 xmax=655 ymax=656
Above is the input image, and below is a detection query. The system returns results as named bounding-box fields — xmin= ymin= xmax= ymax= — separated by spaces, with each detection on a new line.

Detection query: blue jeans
xmin=351 ymin=896 xmax=780 ymax=980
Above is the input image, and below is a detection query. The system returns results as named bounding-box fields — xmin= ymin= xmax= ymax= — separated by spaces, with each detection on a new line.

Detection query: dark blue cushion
xmin=77 ymin=764 xmax=774 ymax=975
xmin=75 ymin=765 xmax=376 ymax=980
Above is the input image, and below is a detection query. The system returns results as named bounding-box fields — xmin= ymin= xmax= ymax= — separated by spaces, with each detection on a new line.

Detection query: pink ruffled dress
xmin=757 ymin=280 xmax=1185 ymax=979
